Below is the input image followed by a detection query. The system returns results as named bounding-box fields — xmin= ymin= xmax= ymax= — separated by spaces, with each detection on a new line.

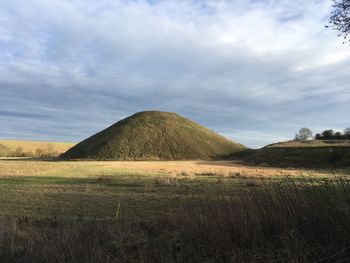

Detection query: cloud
xmin=0 ymin=0 xmax=349 ymax=148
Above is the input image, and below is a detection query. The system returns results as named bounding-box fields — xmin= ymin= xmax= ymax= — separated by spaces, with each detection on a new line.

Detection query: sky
xmin=0 ymin=0 xmax=349 ymax=148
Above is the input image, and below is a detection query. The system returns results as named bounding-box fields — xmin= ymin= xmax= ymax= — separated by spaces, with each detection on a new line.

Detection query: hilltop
xmin=62 ymin=111 xmax=246 ymax=160
xmin=0 ymin=140 xmax=75 ymax=157
xmin=240 ymin=140 xmax=350 ymax=168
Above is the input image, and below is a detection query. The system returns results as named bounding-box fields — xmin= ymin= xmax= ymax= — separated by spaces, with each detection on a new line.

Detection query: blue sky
xmin=0 ymin=0 xmax=349 ymax=148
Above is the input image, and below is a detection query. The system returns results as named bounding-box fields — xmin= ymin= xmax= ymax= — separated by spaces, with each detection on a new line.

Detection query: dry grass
xmin=0 ymin=159 xmax=336 ymax=222
xmin=0 ymin=159 xmax=332 ymax=178
xmin=0 ymin=159 xmax=343 ymax=221
xmin=0 ymin=159 xmax=350 ymax=262
xmin=1 ymin=179 xmax=350 ymax=262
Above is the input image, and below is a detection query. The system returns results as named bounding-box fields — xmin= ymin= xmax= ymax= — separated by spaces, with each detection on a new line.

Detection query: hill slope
xmin=241 ymin=140 xmax=350 ymax=168
xmin=0 ymin=140 xmax=75 ymax=157
xmin=0 ymin=144 xmax=11 ymax=157
xmin=63 ymin=111 xmax=246 ymax=160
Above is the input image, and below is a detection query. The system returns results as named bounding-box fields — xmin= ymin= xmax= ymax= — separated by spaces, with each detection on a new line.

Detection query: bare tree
xmin=295 ymin=128 xmax=313 ymax=141
xmin=327 ymin=0 xmax=350 ymax=43
xmin=46 ymin=143 xmax=54 ymax=157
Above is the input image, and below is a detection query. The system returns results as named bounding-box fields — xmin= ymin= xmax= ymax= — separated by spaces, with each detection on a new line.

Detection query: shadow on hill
xmin=236 ymin=146 xmax=350 ymax=169
xmin=0 ymin=175 xmax=143 ymax=188
xmin=0 ymin=144 xmax=11 ymax=157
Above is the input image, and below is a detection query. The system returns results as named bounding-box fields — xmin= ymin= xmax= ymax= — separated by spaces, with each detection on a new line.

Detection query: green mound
xmin=62 ymin=111 xmax=245 ymax=160
xmin=241 ymin=140 xmax=350 ymax=168
xmin=0 ymin=144 xmax=11 ymax=157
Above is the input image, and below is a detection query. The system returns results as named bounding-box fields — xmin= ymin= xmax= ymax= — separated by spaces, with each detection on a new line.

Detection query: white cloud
xmin=0 ymin=0 xmax=349 ymax=148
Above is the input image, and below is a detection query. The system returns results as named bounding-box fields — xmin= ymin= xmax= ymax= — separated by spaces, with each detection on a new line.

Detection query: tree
xmin=35 ymin=148 xmax=43 ymax=157
xmin=335 ymin=131 xmax=343 ymax=139
xmin=295 ymin=128 xmax=313 ymax=141
xmin=27 ymin=151 xmax=34 ymax=157
xmin=327 ymin=0 xmax=350 ymax=43
xmin=14 ymin=146 xmax=23 ymax=157
xmin=321 ymin=129 xmax=335 ymax=140
xmin=46 ymin=143 xmax=54 ymax=157
xmin=345 ymin=128 xmax=350 ymax=139
xmin=315 ymin=133 xmax=322 ymax=140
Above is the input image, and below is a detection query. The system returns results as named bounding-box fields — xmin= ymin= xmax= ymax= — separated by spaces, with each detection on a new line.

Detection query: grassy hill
xmin=0 ymin=140 xmax=75 ymax=157
xmin=240 ymin=140 xmax=350 ymax=168
xmin=0 ymin=144 xmax=11 ymax=157
xmin=63 ymin=111 xmax=246 ymax=160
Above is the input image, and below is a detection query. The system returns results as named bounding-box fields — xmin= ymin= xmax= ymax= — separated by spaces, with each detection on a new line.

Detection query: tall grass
xmin=1 ymin=179 xmax=350 ymax=262
xmin=173 ymin=178 xmax=350 ymax=262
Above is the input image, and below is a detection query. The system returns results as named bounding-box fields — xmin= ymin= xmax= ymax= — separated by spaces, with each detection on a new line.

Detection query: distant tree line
xmin=295 ymin=127 xmax=350 ymax=141
xmin=7 ymin=143 xmax=60 ymax=158
xmin=315 ymin=128 xmax=350 ymax=140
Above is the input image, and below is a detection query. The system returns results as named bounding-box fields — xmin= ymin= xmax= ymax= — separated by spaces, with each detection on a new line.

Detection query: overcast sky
xmin=0 ymin=0 xmax=349 ymax=148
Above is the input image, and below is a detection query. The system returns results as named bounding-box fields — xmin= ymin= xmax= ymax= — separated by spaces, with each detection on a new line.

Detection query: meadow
xmin=0 ymin=159 xmax=350 ymax=262
xmin=0 ymin=160 xmax=307 ymax=219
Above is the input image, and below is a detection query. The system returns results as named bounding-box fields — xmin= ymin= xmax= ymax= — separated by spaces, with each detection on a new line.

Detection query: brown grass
xmin=0 ymin=159 xmax=350 ymax=262
xmin=0 ymin=159 xmax=329 ymax=178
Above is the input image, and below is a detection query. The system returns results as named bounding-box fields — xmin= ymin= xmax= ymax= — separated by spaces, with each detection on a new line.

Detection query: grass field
xmin=0 ymin=159 xmax=350 ymax=262
xmin=0 ymin=159 xmax=348 ymax=220
xmin=0 ymin=160 xmax=311 ymax=219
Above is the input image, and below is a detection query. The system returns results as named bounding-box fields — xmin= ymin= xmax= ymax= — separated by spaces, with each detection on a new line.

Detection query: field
xmin=0 ymin=159 xmax=310 ymax=219
xmin=1 ymin=159 xmax=350 ymax=262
